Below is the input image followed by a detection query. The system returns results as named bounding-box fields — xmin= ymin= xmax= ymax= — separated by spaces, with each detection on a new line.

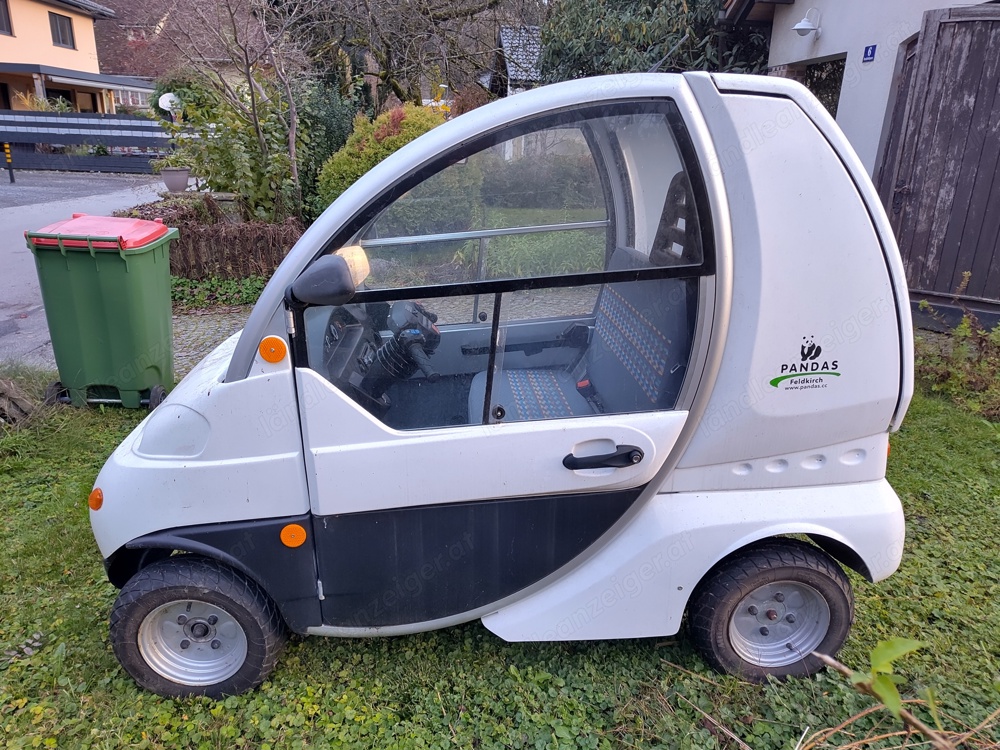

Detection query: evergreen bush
xmin=315 ymin=104 xmax=445 ymax=210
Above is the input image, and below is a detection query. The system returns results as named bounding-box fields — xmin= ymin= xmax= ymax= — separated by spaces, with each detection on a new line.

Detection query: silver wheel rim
xmin=728 ymin=581 xmax=831 ymax=667
xmin=137 ymin=600 xmax=248 ymax=686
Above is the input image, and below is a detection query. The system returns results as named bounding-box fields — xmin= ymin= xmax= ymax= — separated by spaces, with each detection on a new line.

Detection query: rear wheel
xmin=110 ymin=556 xmax=287 ymax=697
xmin=688 ymin=540 xmax=853 ymax=681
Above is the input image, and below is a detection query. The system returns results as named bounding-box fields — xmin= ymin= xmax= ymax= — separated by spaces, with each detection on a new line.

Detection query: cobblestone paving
xmin=173 ymin=307 xmax=251 ymax=378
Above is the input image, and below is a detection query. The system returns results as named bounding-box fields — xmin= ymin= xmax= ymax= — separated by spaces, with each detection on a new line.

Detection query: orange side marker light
xmin=89 ymin=488 xmax=104 ymax=511
xmin=280 ymin=523 xmax=307 ymax=548
xmin=259 ymin=336 xmax=288 ymax=364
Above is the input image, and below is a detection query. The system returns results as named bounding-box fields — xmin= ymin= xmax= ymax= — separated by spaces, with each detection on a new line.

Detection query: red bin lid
xmin=27 ymin=213 xmax=169 ymax=250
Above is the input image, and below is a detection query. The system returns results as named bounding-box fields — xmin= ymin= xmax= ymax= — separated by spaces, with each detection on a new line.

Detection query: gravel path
xmin=173 ymin=307 xmax=250 ymax=378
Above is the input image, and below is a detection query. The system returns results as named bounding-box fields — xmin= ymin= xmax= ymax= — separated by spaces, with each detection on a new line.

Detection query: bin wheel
xmin=148 ymin=385 xmax=168 ymax=411
xmin=110 ymin=556 xmax=287 ymax=698
xmin=687 ymin=540 xmax=853 ymax=682
xmin=43 ymin=381 xmax=69 ymax=406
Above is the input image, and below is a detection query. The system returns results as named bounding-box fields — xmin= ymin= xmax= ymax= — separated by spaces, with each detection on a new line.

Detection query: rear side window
xmin=301 ymin=101 xmax=712 ymax=429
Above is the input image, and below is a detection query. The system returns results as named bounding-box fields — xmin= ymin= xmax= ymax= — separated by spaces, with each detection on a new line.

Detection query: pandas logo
xmin=800 ymin=336 xmax=822 ymax=362
xmin=770 ymin=335 xmax=841 ymax=389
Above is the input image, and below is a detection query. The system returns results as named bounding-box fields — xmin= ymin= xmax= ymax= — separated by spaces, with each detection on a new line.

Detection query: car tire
xmin=110 ymin=556 xmax=287 ymax=698
xmin=688 ymin=539 xmax=853 ymax=681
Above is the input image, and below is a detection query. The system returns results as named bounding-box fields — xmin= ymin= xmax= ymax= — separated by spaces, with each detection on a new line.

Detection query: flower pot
xmin=161 ymin=167 xmax=190 ymax=193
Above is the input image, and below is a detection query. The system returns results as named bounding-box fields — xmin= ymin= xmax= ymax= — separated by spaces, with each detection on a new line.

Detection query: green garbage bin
xmin=25 ymin=214 xmax=178 ymax=409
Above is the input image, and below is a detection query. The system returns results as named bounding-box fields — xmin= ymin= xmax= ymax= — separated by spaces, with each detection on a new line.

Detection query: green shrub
xmin=541 ymin=0 xmax=768 ymax=81
xmin=171 ymin=275 xmax=267 ymax=309
xmin=159 ymin=75 xmax=303 ymax=222
xmin=480 ymin=153 xmax=603 ymax=210
xmin=450 ymin=208 xmax=605 ymax=279
xmin=150 ymin=76 xmax=217 ymax=120
xmin=315 ymin=104 xmax=445 ymax=210
xmin=184 ymin=98 xmax=299 ymax=222
xmin=916 ymin=306 xmax=1000 ymax=420
xmin=373 ymin=156 xmax=484 ymax=238
xmin=483 ymin=228 xmax=603 ymax=279
xmin=299 ymin=83 xmax=362 ymax=219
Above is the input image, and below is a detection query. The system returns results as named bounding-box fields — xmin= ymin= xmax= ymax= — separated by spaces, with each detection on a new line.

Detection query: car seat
xmin=467 ymin=246 xmax=696 ymax=422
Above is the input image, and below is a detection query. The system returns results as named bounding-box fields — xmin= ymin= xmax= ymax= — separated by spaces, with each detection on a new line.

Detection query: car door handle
xmin=562 ymin=445 xmax=644 ymax=470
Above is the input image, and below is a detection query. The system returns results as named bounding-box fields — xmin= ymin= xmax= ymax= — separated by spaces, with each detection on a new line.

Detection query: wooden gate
xmin=877 ymin=6 xmax=1000 ymax=313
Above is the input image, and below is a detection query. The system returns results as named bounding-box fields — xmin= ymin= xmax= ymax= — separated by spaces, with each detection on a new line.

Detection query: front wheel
xmin=688 ymin=540 xmax=853 ymax=681
xmin=110 ymin=557 xmax=287 ymax=697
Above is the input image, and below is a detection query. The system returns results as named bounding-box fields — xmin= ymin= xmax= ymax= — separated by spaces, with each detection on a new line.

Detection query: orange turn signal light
xmin=88 ymin=488 xmax=104 ymax=511
xmin=259 ymin=336 xmax=288 ymax=364
xmin=280 ymin=523 xmax=307 ymax=548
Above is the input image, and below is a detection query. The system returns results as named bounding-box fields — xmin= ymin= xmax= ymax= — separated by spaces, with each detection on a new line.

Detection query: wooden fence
xmin=0 ymin=110 xmax=170 ymax=173
xmin=169 ymin=220 xmax=303 ymax=280
xmin=876 ymin=7 xmax=1000 ymax=323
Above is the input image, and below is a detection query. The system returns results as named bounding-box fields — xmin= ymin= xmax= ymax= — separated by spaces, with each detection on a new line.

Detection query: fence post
xmin=3 ymin=142 xmax=13 ymax=184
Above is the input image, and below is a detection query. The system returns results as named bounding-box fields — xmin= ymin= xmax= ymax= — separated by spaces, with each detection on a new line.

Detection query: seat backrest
xmin=587 ymin=247 xmax=695 ymax=413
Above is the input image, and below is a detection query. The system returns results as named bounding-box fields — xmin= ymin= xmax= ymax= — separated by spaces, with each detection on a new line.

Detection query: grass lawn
xmin=1 ymin=381 xmax=998 ymax=749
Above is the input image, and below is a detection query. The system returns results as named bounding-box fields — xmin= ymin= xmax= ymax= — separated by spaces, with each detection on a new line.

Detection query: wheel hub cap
xmin=138 ymin=600 xmax=248 ymax=686
xmin=729 ymin=581 xmax=831 ymax=668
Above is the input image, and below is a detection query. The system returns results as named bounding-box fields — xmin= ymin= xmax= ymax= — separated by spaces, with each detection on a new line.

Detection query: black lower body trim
xmin=314 ymin=489 xmax=642 ymax=628
xmin=120 ymin=513 xmax=321 ymax=633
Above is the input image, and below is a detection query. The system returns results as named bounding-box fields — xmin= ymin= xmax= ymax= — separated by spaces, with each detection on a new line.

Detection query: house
xmin=722 ymin=0 xmax=981 ymax=175
xmin=94 ymin=0 xmax=184 ymax=81
xmin=0 ymin=0 xmax=153 ymax=112
xmin=486 ymin=25 xmax=541 ymax=98
xmin=725 ymin=0 xmax=1000 ymax=322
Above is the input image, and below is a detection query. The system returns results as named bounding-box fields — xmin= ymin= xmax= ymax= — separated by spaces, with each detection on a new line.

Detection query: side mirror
xmin=286 ymin=254 xmax=356 ymax=308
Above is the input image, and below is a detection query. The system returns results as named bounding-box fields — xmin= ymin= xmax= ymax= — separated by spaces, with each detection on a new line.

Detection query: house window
xmin=49 ymin=12 xmax=75 ymax=48
xmin=1 ymin=0 xmax=13 ymax=35
xmin=114 ymin=89 xmax=148 ymax=108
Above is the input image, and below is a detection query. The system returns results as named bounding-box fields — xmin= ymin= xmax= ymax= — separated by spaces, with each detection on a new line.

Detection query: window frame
xmin=293 ymin=99 xmax=715 ymax=430
xmin=49 ymin=11 xmax=75 ymax=49
xmin=114 ymin=88 xmax=147 ymax=108
xmin=0 ymin=0 xmax=12 ymax=36
xmin=316 ymin=100 xmax=715 ymax=309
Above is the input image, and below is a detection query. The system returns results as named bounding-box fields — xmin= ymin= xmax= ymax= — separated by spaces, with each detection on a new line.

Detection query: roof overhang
xmin=39 ymin=0 xmax=115 ymax=20
xmin=721 ymin=0 xmax=794 ymax=25
xmin=0 ymin=64 xmax=152 ymax=92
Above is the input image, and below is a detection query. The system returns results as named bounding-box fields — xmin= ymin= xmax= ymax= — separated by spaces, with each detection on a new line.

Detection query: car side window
xmin=301 ymin=101 xmax=710 ymax=429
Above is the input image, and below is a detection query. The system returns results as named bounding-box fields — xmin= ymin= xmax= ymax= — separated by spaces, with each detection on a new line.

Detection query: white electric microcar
xmin=90 ymin=72 xmax=913 ymax=697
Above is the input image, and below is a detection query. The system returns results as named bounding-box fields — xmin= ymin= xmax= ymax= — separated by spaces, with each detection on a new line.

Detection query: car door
xmin=292 ymin=96 xmax=719 ymax=631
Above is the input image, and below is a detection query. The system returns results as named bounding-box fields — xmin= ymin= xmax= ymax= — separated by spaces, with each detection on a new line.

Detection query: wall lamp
xmin=792 ymin=8 xmax=822 ymax=39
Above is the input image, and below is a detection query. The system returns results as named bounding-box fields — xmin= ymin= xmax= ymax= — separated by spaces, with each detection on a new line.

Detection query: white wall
xmin=768 ymin=0 xmax=974 ymax=174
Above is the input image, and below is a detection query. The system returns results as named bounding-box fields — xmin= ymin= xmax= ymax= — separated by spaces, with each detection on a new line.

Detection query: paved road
xmin=0 ymin=171 xmax=160 ymax=210
xmin=0 ymin=172 xmax=163 ymax=368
